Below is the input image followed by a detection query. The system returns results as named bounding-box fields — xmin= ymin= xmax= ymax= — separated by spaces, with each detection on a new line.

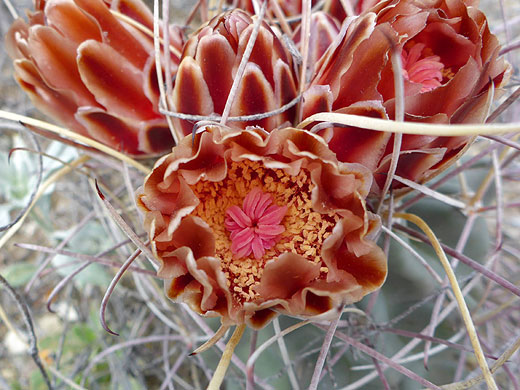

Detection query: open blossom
xmin=6 ymin=0 xmax=184 ymax=156
xmin=303 ymin=0 xmax=511 ymax=192
xmin=137 ymin=126 xmax=387 ymax=328
xmin=171 ymin=9 xmax=298 ymax=136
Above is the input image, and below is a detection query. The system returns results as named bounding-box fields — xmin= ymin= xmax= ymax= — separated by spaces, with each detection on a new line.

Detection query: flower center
xmin=190 ymin=160 xmax=339 ymax=303
xmin=225 ymin=187 xmax=287 ymax=260
xmin=401 ymin=43 xmax=445 ymax=93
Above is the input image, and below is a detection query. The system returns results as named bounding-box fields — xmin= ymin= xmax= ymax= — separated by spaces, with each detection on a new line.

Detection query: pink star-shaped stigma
xmin=225 ymin=187 xmax=287 ymax=259
xmin=401 ymin=43 xmax=444 ymax=93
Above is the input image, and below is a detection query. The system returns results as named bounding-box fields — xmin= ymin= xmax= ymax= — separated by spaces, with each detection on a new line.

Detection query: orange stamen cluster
xmin=191 ymin=160 xmax=339 ymax=303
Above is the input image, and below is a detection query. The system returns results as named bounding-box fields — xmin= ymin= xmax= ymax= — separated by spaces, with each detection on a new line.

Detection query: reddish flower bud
xmin=303 ymin=0 xmax=511 ymax=192
xmin=293 ymin=11 xmax=341 ymax=73
xmin=171 ymin=9 xmax=298 ymax=135
xmin=137 ymin=126 xmax=387 ymax=328
xmin=6 ymin=0 xmax=184 ymax=156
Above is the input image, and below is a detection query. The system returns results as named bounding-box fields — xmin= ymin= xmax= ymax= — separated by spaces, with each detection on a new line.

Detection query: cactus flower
xmin=303 ymin=0 xmax=511 ymax=192
xmin=137 ymin=126 xmax=387 ymax=328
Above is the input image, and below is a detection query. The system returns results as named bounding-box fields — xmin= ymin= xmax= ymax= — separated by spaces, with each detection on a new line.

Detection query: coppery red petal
xmin=138 ymin=120 xmax=176 ymax=155
xmin=73 ymin=0 xmax=151 ymax=68
xmin=313 ymin=13 xmax=376 ymax=100
xmin=230 ymin=63 xmax=276 ymax=129
xmin=293 ymin=11 xmax=341 ymax=70
xmin=13 ymin=59 xmax=89 ymax=137
xmin=77 ymin=40 xmax=157 ymax=120
xmin=273 ymin=59 xmax=298 ymax=122
xmin=255 ymin=253 xmax=321 ymax=300
xmin=104 ymin=0 xmax=155 ymax=30
xmin=197 ymin=35 xmax=235 ymax=114
xmin=45 ymin=0 xmax=103 ymax=44
xmin=172 ymin=57 xmax=214 ymax=136
xmin=28 ymin=26 xmax=98 ymax=107
xmin=75 ymin=107 xmax=140 ymax=153
xmin=5 ymin=19 xmax=30 ymax=59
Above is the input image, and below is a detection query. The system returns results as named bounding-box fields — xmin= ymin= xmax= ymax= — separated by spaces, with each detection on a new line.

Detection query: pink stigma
xmin=225 ymin=187 xmax=287 ymax=260
xmin=401 ymin=43 xmax=444 ymax=93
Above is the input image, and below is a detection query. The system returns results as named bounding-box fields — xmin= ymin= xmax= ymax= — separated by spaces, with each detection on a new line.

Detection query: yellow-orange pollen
xmin=190 ymin=160 xmax=339 ymax=303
